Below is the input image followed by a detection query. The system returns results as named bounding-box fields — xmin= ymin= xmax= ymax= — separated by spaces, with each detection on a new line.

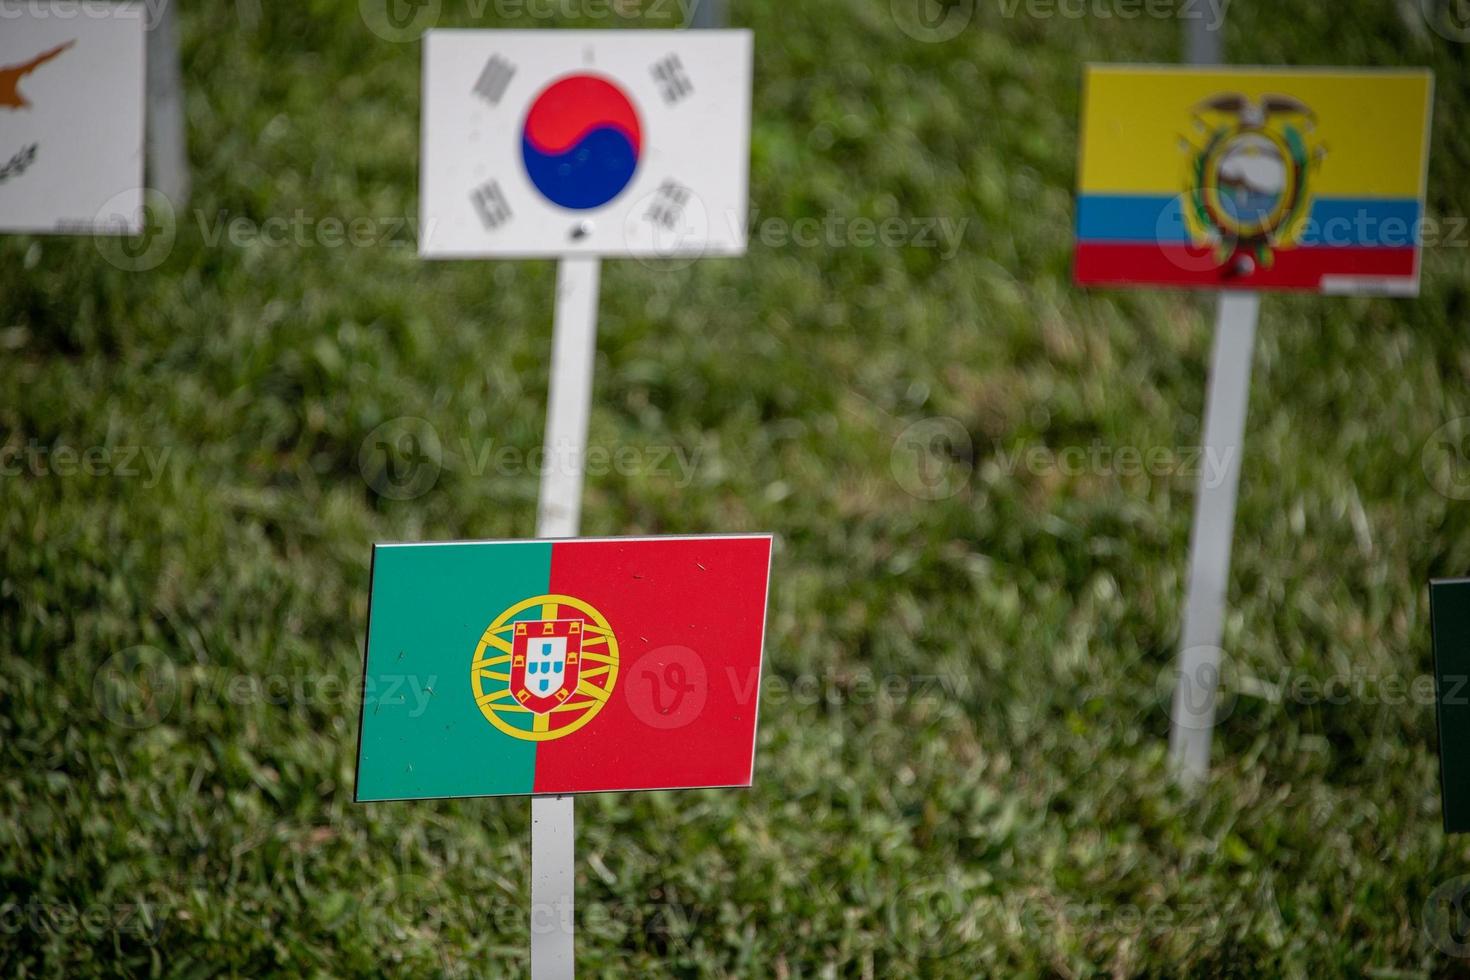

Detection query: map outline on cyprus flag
xmin=0 ymin=41 xmax=74 ymax=111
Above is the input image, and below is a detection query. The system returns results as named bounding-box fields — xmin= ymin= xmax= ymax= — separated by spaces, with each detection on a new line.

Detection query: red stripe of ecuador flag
xmin=533 ymin=535 xmax=772 ymax=794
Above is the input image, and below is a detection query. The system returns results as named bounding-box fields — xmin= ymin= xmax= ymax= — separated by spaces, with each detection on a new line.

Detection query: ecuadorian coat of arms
xmin=1182 ymin=93 xmax=1327 ymax=274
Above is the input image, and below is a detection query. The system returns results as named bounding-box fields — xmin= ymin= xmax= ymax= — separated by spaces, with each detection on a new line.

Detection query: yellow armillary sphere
xmin=470 ymin=593 xmax=619 ymax=742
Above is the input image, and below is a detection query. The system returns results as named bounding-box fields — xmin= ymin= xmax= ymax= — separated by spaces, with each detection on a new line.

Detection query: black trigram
xmin=471 ymin=181 xmax=512 ymax=230
xmin=473 ymin=55 xmax=515 ymax=106
xmin=645 ymin=180 xmax=691 ymax=230
xmin=650 ymin=54 xmax=693 ymax=105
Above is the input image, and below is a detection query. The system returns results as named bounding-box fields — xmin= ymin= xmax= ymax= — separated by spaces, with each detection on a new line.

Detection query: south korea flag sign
xmin=419 ymin=30 xmax=752 ymax=259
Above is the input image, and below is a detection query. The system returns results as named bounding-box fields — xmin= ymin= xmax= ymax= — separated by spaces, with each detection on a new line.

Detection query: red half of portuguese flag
xmin=355 ymin=534 xmax=773 ymax=801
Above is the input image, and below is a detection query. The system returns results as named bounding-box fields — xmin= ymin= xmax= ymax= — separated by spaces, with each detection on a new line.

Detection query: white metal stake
xmin=530 ymin=256 xmax=601 ymax=980
xmin=1167 ymin=290 xmax=1258 ymax=782
xmin=536 ymin=257 xmax=600 ymax=540
xmin=530 ymin=794 xmax=575 ymax=979
xmin=1184 ymin=4 xmax=1222 ymax=66
xmin=689 ymin=0 xmax=726 ymax=28
xmin=145 ymin=1 xmax=190 ymax=207
xmin=1165 ymin=0 xmax=1233 ymax=784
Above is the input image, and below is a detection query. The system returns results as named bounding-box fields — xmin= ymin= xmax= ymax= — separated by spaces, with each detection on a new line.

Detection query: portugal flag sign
xmin=355 ymin=535 xmax=773 ymax=801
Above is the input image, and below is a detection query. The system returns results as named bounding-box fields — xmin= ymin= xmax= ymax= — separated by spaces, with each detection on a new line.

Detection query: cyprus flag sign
xmin=355 ymin=535 xmax=773 ymax=801
xmin=0 ymin=2 xmax=146 ymax=235
xmin=419 ymin=29 xmax=752 ymax=259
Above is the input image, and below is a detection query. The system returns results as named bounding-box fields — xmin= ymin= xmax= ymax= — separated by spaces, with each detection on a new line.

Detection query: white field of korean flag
xmin=419 ymin=29 xmax=752 ymax=259
xmin=0 ymin=2 xmax=146 ymax=235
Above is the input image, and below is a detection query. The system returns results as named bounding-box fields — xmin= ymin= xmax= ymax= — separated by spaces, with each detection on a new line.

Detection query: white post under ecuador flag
xmin=1073 ymin=61 xmax=1433 ymax=779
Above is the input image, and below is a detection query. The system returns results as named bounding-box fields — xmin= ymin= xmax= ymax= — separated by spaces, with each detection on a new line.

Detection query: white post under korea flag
xmin=0 ymin=2 xmax=146 ymax=235
xmin=419 ymin=29 xmax=752 ymax=259
xmin=415 ymin=29 xmax=753 ymax=978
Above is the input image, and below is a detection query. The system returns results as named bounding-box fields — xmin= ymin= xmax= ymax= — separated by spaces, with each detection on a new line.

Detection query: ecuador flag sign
xmin=1075 ymin=65 xmax=1433 ymax=294
xmin=355 ymin=534 xmax=772 ymax=801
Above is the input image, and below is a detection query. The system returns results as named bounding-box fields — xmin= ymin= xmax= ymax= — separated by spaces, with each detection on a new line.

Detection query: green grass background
xmin=3 ymin=0 xmax=1470 ymax=974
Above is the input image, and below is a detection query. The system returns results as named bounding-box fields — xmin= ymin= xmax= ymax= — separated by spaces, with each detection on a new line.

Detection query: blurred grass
xmin=2 ymin=0 xmax=1470 ymax=974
